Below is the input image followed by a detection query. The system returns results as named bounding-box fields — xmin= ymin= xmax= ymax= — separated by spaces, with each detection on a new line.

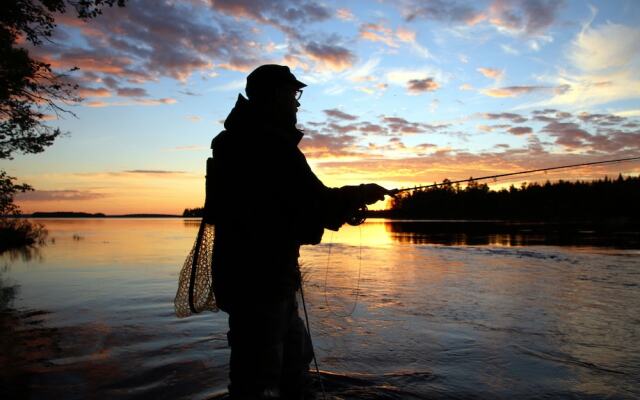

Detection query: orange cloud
xmin=459 ymin=83 xmax=474 ymax=91
xmin=85 ymin=98 xmax=176 ymax=107
xmin=396 ymin=27 xmax=416 ymax=42
xmin=283 ymin=54 xmax=311 ymax=71
xmin=477 ymin=67 xmax=504 ymax=80
xmin=302 ymin=41 xmax=356 ymax=72
xmin=359 ymin=23 xmax=397 ymax=47
xmin=481 ymin=85 xmax=549 ymax=97
xmin=47 ymin=53 xmax=133 ymax=75
xmin=217 ymin=61 xmax=253 ymax=73
xmin=78 ymin=87 xmax=111 ymax=98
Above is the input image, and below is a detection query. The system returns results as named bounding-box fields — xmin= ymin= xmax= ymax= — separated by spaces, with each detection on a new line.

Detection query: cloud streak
xmin=480 ymin=85 xmax=563 ymax=98
xmin=124 ymin=170 xmax=186 ymax=175
xmin=477 ymin=67 xmax=504 ymax=80
xmin=16 ymin=190 xmax=107 ymax=201
xmin=324 ymin=109 xmax=359 ymax=120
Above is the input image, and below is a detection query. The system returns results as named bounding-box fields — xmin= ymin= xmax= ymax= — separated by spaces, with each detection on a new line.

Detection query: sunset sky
xmin=3 ymin=0 xmax=640 ymax=214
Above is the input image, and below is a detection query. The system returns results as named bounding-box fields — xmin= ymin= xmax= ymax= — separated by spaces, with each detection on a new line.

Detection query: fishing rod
xmin=346 ymin=155 xmax=640 ymax=225
xmin=388 ymin=155 xmax=640 ymax=194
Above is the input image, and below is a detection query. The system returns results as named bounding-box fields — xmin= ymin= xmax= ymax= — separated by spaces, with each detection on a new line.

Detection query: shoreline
xmin=10 ymin=214 xmax=639 ymax=224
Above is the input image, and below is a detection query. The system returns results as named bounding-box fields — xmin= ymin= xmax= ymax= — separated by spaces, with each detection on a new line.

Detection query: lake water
xmin=1 ymin=219 xmax=639 ymax=399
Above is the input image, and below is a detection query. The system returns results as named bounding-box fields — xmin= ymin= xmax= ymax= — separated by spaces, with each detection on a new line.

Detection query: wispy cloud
xmin=116 ymin=87 xmax=148 ymax=97
xmin=78 ymin=86 xmax=111 ymax=98
xmin=86 ymin=98 xmax=176 ymax=107
xmin=336 ymin=8 xmax=355 ymax=21
xmin=500 ymin=43 xmax=519 ymax=55
xmin=324 ymin=109 xmax=359 ymax=120
xmin=16 ymin=189 xmax=107 ymax=201
xmin=477 ymin=67 xmax=504 ymax=80
xmin=480 ymin=85 xmax=562 ymax=98
xmin=359 ymin=23 xmax=398 ymax=47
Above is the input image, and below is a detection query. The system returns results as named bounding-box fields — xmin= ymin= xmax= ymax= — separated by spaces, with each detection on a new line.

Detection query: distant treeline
xmin=31 ymin=212 xmax=106 ymax=218
xmin=183 ymin=207 xmax=204 ymax=217
xmin=388 ymin=175 xmax=640 ymax=221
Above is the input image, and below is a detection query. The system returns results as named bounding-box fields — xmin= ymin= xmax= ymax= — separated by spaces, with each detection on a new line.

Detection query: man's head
xmin=245 ymin=64 xmax=306 ymax=125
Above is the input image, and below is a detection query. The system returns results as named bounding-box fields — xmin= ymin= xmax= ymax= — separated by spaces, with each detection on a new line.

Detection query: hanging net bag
xmin=174 ymin=157 xmax=219 ymax=317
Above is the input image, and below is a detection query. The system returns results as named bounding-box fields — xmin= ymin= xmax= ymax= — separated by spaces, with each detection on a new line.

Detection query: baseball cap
xmin=245 ymin=64 xmax=306 ymax=98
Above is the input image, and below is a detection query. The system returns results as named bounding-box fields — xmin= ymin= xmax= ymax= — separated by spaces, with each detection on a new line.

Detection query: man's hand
xmin=360 ymin=183 xmax=390 ymax=205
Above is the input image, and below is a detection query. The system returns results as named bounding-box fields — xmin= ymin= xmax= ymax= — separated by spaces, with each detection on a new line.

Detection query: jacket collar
xmin=224 ymin=94 xmax=303 ymax=146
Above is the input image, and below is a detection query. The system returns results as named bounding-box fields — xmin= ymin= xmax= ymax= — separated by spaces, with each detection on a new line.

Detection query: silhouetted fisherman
xmin=206 ymin=64 xmax=389 ymax=399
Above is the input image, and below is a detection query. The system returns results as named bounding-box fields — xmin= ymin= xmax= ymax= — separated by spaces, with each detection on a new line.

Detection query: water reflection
xmin=386 ymin=220 xmax=640 ymax=248
xmin=0 ymin=245 xmax=46 ymax=263
xmin=0 ymin=218 xmax=638 ymax=399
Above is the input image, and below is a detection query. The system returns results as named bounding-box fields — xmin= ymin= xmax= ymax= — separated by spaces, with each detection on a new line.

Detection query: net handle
xmin=188 ymin=219 xmax=207 ymax=313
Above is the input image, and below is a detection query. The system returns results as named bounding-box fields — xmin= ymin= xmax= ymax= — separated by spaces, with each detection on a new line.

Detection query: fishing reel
xmin=347 ymin=205 xmax=367 ymax=226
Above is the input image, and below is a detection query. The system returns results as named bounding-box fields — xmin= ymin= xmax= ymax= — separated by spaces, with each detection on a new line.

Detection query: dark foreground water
xmin=1 ymin=219 xmax=639 ymax=399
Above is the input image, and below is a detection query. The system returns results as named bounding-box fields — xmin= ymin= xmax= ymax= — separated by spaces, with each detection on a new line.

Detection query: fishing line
xmin=305 ymin=225 xmax=363 ymax=399
xmin=322 ymin=230 xmax=334 ymax=314
xmin=323 ymin=226 xmax=363 ymax=318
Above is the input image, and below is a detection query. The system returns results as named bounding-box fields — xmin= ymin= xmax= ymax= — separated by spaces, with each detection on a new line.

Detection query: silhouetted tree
xmin=0 ymin=171 xmax=32 ymax=216
xmin=183 ymin=207 xmax=204 ymax=218
xmin=1 ymin=0 xmax=126 ymax=160
xmin=1 ymin=0 xmax=125 ymax=244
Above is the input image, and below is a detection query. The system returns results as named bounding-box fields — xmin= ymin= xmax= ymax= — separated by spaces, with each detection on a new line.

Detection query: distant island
xmin=23 ymin=212 xmax=182 ymax=218
xmin=30 ymin=211 xmax=107 ymax=218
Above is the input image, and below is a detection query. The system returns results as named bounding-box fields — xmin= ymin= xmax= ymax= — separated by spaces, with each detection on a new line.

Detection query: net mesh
xmin=174 ymin=221 xmax=218 ymax=318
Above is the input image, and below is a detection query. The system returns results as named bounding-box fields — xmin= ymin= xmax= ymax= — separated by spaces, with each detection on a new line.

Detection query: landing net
xmin=174 ymin=220 xmax=218 ymax=317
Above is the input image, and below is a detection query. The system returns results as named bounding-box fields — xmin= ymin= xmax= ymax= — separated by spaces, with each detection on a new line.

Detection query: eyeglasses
xmin=295 ymin=89 xmax=303 ymax=100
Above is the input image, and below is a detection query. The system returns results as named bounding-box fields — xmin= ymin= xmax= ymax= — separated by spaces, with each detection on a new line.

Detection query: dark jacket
xmin=207 ymin=95 xmax=359 ymax=311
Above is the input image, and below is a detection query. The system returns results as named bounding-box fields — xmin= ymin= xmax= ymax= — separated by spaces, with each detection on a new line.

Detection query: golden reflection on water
xmin=323 ymin=219 xmax=394 ymax=247
xmin=20 ymin=218 xmax=197 ymax=267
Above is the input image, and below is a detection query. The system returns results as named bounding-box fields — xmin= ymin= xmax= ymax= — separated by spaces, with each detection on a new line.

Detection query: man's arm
xmin=320 ymin=183 xmax=389 ymax=231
